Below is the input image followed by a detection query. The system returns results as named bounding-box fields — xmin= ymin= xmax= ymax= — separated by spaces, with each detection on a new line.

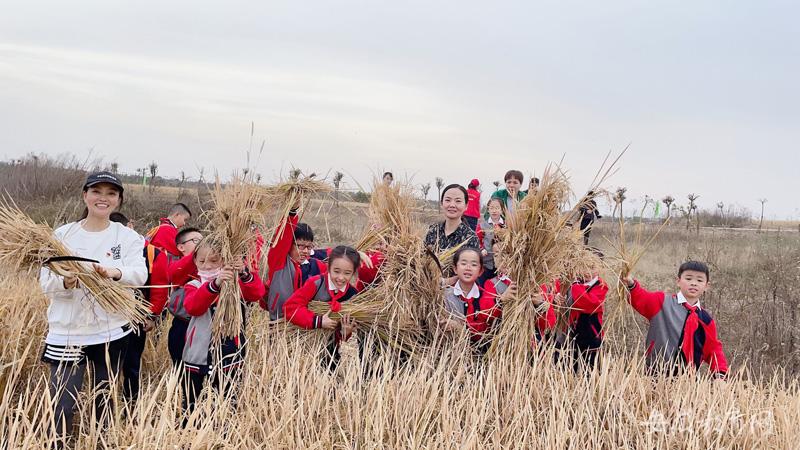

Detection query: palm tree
xmin=758 ymin=198 xmax=768 ymax=232
xmin=332 ymin=171 xmax=344 ymax=207
xmin=687 ymin=193 xmax=700 ymax=231
xmin=148 ymin=161 xmax=158 ymax=192
xmin=420 ymin=183 xmax=432 ymax=210
xmin=435 ymin=177 xmax=444 ymax=210
xmin=612 ymin=187 xmax=627 ymax=221
xmin=662 ymin=195 xmax=674 ymax=222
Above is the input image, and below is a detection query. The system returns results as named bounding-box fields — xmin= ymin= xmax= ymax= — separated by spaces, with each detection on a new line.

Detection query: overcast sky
xmin=1 ymin=1 xmax=798 ymax=218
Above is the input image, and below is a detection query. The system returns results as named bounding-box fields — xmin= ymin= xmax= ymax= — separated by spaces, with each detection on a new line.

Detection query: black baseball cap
xmin=83 ymin=171 xmax=124 ymax=192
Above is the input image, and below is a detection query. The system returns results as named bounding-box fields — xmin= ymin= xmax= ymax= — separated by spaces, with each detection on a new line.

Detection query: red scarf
xmin=681 ymin=302 xmax=700 ymax=364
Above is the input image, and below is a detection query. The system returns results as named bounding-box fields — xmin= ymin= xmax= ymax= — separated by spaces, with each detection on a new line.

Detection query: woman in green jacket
xmin=490 ymin=170 xmax=526 ymax=216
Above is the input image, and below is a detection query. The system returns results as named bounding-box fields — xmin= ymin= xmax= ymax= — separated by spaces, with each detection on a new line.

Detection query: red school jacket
xmin=148 ymin=218 xmax=180 ymax=257
xmin=183 ymin=270 xmax=265 ymax=317
xmin=465 ymin=188 xmax=481 ymax=219
xmin=142 ymin=243 xmax=170 ymax=315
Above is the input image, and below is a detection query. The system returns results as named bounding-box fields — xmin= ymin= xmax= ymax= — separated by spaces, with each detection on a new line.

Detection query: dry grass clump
xmin=262 ymin=171 xmax=332 ymax=247
xmin=203 ymin=174 xmax=272 ymax=340
xmin=0 ymin=198 xmax=151 ymax=326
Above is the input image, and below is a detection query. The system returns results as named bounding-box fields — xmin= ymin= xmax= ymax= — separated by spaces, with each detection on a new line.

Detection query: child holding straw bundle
xmin=551 ymin=272 xmax=609 ymax=371
xmin=487 ymin=244 xmax=555 ymax=345
xmin=39 ymin=172 xmax=148 ymax=434
xmin=261 ymin=206 xmax=303 ymax=319
xmin=181 ymin=241 xmax=265 ymax=410
xmin=441 ymin=247 xmax=505 ymax=353
xmin=622 ymin=261 xmax=728 ymax=379
xmin=283 ymin=246 xmax=361 ymax=368
xmin=165 ymin=227 xmax=204 ymax=364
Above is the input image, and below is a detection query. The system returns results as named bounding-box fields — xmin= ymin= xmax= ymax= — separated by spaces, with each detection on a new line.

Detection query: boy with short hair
xmin=490 ymin=170 xmax=526 ymax=215
xmin=109 ymin=212 xmax=169 ymax=401
xmin=165 ymin=226 xmax=203 ymax=364
xmin=295 ymin=223 xmax=328 ymax=284
xmin=148 ymin=203 xmax=193 ymax=256
xmin=622 ymin=261 xmax=728 ymax=379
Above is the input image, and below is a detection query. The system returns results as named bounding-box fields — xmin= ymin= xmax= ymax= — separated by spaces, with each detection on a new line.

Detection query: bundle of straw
xmin=262 ymin=171 xmax=332 ymax=249
xmin=0 ymin=198 xmax=151 ymax=325
xmin=203 ymin=174 xmax=271 ymax=341
xmin=486 ymin=167 xmax=581 ymax=360
xmin=303 ymin=181 xmax=441 ymax=353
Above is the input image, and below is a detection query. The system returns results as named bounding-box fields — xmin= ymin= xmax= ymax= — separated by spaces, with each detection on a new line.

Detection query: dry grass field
xmin=1 ymin=159 xmax=799 ymax=448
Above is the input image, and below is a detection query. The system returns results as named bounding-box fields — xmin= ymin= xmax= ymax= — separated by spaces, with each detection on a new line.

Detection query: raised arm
xmin=627 ymin=280 xmax=666 ymax=320
xmin=267 ymin=211 xmax=298 ymax=281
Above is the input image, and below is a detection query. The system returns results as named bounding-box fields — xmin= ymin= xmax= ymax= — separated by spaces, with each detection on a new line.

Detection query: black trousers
xmin=182 ymin=367 xmax=240 ymax=415
xmin=122 ymin=327 xmax=147 ymax=401
xmin=46 ymin=335 xmax=129 ymax=436
xmin=168 ymin=317 xmax=189 ymax=366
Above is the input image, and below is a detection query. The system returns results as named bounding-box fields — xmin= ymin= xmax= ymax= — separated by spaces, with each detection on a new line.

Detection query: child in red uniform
xmin=622 ymin=261 xmax=728 ymax=379
xmin=165 ymin=227 xmax=203 ymax=365
xmin=261 ymin=206 xmax=304 ymax=319
xmin=551 ymin=272 xmax=608 ymax=371
xmin=487 ymin=244 xmax=555 ymax=345
xmin=441 ymin=247 xmax=504 ymax=353
xmin=284 ymin=246 xmax=361 ymax=369
xmin=148 ymin=203 xmax=192 ymax=257
xmin=109 ymin=212 xmax=170 ymax=401
xmin=295 ymin=223 xmax=328 ymax=284
xmin=181 ymin=242 xmax=265 ymax=412
xmin=464 ymin=179 xmax=481 ymax=231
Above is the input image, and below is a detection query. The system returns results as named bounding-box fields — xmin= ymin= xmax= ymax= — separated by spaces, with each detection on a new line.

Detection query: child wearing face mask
xmin=283 ymin=246 xmax=361 ymax=369
xmin=181 ymin=242 xmax=265 ymax=412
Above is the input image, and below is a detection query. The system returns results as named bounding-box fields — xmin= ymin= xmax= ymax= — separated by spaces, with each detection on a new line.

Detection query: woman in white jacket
xmin=40 ymin=171 xmax=147 ymax=435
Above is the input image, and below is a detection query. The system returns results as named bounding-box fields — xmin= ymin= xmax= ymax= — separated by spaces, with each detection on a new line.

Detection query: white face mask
xmin=198 ymin=268 xmax=222 ymax=284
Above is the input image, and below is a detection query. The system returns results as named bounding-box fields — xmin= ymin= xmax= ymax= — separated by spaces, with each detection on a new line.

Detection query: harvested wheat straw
xmin=0 ymin=198 xmax=151 ymax=326
xmin=203 ymin=174 xmax=272 ymax=340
